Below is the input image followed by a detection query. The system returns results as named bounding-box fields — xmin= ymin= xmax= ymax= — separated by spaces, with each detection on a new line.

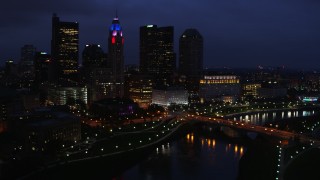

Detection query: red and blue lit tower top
xmin=109 ymin=16 xmax=124 ymax=45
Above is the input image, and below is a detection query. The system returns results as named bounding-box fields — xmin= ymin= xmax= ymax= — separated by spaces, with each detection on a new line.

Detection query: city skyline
xmin=1 ymin=0 xmax=320 ymax=69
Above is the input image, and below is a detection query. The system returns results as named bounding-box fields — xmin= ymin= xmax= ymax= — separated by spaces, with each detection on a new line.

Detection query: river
xmin=116 ymin=110 xmax=316 ymax=180
xmin=117 ymin=130 xmax=246 ymax=180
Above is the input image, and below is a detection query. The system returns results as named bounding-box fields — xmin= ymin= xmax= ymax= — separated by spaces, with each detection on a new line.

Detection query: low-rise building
xmin=48 ymin=86 xmax=88 ymax=105
xmin=11 ymin=107 xmax=81 ymax=152
xmin=152 ymin=87 xmax=188 ymax=106
xmin=127 ymin=74 xmax=153 ymax=109
xmin=242 ymin=83 xmax=262 ymax=99
xmin=199 ymin=75 xmax=241 ymax=102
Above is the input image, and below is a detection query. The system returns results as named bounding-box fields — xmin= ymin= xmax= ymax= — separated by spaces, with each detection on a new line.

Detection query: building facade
xmin=34 ymin=52 xmax=51 ymax=85
xmin=242 ymin=83 xmax=262 ymax=99
xmin=20 ymin=45 xmax=36 ymax=66
xmin=257 ymin=87 xmax=287 ymax=98
xmin=127 ymin=74 xmax=153 ymax=109
xmin=11 ymin=108 xmax=81 ymax=152
xmin=140 ymin=25 xmax=176 ymax=88
xmin=152 ymin=87 xmax=188 ymax=106
xmin=48 ymin=86 xmax=88 ymax=105
xmin=82 ymin=44 xmax=106 ymax=68
xmin=179 ymin=29 xmax=203 ymax=76
xmin=20 ymin=45 xmax=36 ymax=81
xmin=199 ymin=75 xmax=241 ymax=102
xmin=51 ymin=14 xmax=79 ymax=81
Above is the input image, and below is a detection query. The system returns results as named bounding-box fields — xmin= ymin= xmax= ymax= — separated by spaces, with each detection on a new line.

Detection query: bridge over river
xmin=183 ymin=114 xmax=320 ymax=145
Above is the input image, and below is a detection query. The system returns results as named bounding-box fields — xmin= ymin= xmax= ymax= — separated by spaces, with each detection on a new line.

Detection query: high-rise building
xmin=51 ymin=13 xmax=79 ymax=81
xmin=108 ymin=15 xmax=124 ymax=97
xmin=34 ymin=52 xmax=51 ymax=85
xmin=20 ymin=45 xmax=36 ymax=84
xmin=81 ymin=44 xmax=108 ymax=104
xmin=179 ymin=29 xmax=203 ymax=76
xmin=5 ymin=60 xmax=17 ymax=76
xmin=140 ymin=25 xmax=176 ymax=88
xmin=20 ymin=45 xmax=36 ymax=66
xmin=107 ymin=15 xmax=124 ymax=97
xmin=82 ymin=44 xmax=106 ymax=68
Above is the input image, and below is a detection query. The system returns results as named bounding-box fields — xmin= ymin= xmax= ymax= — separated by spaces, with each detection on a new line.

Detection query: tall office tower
xmin=82 ymin=44 xmax=108 ymax=104
xmin=179 ymin=29 xmax=203 ymax=100
xmin=179 ymin=29 xmax=203 ymax=76
xmin=82 ymin=44 xmax=106 ymax=68
xmin=51 ymin=13 xmax=79 ymax=81
xmin=34 ymin=52 xmax=51 ymax=85
xmin=108 ymin=15 xmax=124 ymax=97
xmin=140 ymin=25 xmax=176 ymax=88
xmin=20 ymin=45 xmax=36 ymax=66
xmin=20 ymin=45 xmax=36 ymax=82
xmin=5 ymin=60 xmax=17 ymax=76
xmin=82 ymin=44 xmax=107 ymax=83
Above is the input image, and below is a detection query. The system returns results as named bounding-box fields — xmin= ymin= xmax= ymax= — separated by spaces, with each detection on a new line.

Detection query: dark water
xmin=118 ymin=132 xmax=246 ymax=180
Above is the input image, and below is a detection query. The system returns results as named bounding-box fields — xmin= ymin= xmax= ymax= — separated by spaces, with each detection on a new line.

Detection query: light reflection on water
xmin=185 ymin=133 xmax=244 ymax=158
xmin=121 ymin=133 xmax=246 ymax=180
xmin=236 ymin=110 xmax=314 ymax=125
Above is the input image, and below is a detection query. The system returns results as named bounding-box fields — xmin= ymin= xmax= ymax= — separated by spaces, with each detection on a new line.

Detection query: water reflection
xmin=121 ymin=132 xmax=247 ymax=180
xmin=236 ymin=110 xmax=315 ymax=125
xmin=186 ymin=133 xmax=244 ymax=159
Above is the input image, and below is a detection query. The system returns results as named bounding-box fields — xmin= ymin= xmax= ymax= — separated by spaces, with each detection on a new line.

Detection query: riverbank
xmin=18 ymin=121 xmax=190 ymax=179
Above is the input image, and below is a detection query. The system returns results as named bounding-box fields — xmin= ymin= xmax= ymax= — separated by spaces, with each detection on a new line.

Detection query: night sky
xmin=1 ymin=0 xmax=320 ymax=69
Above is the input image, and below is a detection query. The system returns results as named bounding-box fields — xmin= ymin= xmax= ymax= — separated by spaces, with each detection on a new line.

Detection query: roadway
xmin=183 ymin=114 xmax=320 ymax=147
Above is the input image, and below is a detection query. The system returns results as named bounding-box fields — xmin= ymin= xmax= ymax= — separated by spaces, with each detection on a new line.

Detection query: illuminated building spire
xmin=108 ymin=13 xmax=124 ymax=97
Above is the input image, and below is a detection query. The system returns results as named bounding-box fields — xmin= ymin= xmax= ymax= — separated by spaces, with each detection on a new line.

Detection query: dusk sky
xmin=1 ymin=0 xmax=320 ymax=69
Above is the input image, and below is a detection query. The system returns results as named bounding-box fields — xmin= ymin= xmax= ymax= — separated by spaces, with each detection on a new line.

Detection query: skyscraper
xmin=51 ymin=13 xmax=79 ymax=81
xmin=82 ymin=44 xmax=108 ymax=104
xmin=19 ymin=45 xmax=36 ymax=83
xmin=82 ymin=44 xmax=106 ymax=68
xmin=20 ymin=45 xmax=36 ymax=66
xmin=34 ymin=52 xmax=51 ymax=86
xmin=179 ymin=28 xmax=203 ymax=76
xmin=140 ymin=25 xmax=176 ymax=88
xmin=108 ymin=15 xmax=124 ymax=97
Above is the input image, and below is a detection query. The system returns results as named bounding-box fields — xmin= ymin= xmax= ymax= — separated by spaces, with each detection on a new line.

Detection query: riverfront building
xmin=242 ymin=83 xmax=262 ymax=99
xmin=199 ymin=75 xmax=241 ymax=102
xmin=11 ymin=108 xmax=81 ymax=152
